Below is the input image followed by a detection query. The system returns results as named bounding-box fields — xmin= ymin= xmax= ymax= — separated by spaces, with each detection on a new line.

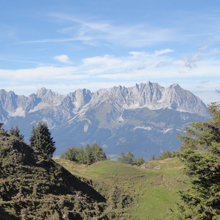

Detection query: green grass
xmin=54 ymin=158 xmax=187 ymax=219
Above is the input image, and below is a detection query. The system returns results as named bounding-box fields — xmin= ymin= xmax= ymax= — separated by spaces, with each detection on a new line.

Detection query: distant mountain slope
xmin=0 ymin=82 xmax=209 ymax=158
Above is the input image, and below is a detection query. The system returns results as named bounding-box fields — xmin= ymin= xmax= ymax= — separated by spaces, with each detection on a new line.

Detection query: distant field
xmin=54 ymin=157 xmax=187 ymax=220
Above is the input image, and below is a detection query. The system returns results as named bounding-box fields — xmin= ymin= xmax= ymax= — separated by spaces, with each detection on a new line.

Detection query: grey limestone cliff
xmin=0 ymin=82 xmax=209 ymax=158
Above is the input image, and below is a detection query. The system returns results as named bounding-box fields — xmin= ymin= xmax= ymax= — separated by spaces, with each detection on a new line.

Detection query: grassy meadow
xmin=54 ymin=157 xmax=187 ymax=219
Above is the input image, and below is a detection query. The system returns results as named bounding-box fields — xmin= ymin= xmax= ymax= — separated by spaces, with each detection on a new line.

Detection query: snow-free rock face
xmin=0 ymin=82 xmax=209 ymax=158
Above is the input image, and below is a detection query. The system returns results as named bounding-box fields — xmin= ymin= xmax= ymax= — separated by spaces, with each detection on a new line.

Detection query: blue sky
xmin=1 ymin=0 xmax=220 ymax=104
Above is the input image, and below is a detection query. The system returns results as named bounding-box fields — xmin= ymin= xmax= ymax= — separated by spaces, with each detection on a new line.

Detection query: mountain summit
xmin=0 ymin=82 xmax=209 ymax=157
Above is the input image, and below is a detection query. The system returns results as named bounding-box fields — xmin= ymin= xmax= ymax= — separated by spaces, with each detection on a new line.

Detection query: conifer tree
xmin=118 ymin=151 xmax=135 ymax=165
xmin=91 ymin=143 xmax=107 ymax=162
xmin=0 ymin=122 xmax=3 ymax=129
xmin=29 ymin=125 xmax=36 ymax=147
xmin=29 ymin=122 xmax=56 ymax=157
xmin=85 ymin=144 xmax=94 ymax=165
xmin=77 ymin=147 xmax=86 ymax=164
xmin=60 ymin=144 xmax=106 ymax=165
xmin=169 ymin=103 xmax=220 ymax=219
xmin=9 ymin=125 xmax=24 ymax=141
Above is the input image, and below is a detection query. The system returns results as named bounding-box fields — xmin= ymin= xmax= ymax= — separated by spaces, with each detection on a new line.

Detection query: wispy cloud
xmin=182 ymin=45 xmax=208 ymax=69
xmin=154 ymin=49 xmax=174 ymax=56
xmin=200 ymin=80 xmax=209 ymax=83
xmin=0 ymin=66 xmax=83 ymax=81
xmin=199 ymin=46 xmax=208 ymax=51
xmin=53 ymin=55 xmax=73 ymax=64
xmin=19 ymin=37 xmax=79 ymax=44
xmin=20 ymin=13 xmax=175 ymax=48
xmin=182 ymin=53 xmax=203 ymax=69
xmin=155 ymin=61 xmax=165 ymax=68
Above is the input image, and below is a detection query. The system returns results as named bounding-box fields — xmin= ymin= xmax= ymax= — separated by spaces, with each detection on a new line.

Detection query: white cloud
xmin=1 ymin=51 xmax=220 ymax=83
xmin=199 ymin=46 xmax=208 ymax=51
xmin=154 ymin=49 xmax=174 ymax=56
xmin=54 ymin=55 xmax=73 ymax=64
xmin=0 ymin=66 xmax=81 ymax=81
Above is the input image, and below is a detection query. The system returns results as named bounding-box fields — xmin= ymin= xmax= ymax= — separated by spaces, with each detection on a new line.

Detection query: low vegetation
xmin=55 ymin=157 xmax=186 ymax=219
xmin=0 ymin=129 xmax=107 ymax=219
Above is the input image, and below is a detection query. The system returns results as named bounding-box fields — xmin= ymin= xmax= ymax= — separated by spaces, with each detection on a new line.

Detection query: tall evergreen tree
xmin=85 ymin=144 xmax=94 ymax=165
xmin=169 ymin=103 xmax=220 ymax=219
xmin=77 ymin=147 xmax=86 ymax=164
xmin=91 ymin=143 xmax=107 ymax=162
xmin=29 ymin=122 xmax=56 ymax=157
xmin=29 ymin=125 xmax=37 ymax=147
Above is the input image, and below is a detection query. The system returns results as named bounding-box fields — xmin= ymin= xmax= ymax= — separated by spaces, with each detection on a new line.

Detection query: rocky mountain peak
xmin=0 ymin=82 xmax=209 ymax=126
xmin=0 ymin=82 xmax=210 ymax=159
xmin=36 ymin=87 xmax=54 ymax=98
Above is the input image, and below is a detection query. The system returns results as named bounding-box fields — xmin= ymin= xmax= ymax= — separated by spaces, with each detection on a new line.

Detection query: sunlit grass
xmin=54 ymin=157 xmax=186 ymax=219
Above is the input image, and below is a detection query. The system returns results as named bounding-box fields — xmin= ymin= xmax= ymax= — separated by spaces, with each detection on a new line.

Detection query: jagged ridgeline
xmin=0 ymin=129 xmax=107 ymax=219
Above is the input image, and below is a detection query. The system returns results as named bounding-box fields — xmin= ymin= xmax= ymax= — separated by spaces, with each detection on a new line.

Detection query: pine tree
xmin=133 ymin=157 xmax=146 ymax=166
xmin=91 ymin=143 xmax=107 ymax=162
xmin=118 ymin=151 xmax=135 ymax=165
xmin=29 ymin=125 xmax=36 ymax=147
xmin=0 ymin=122 xmax=3 ymax=129
xmin=169 ymin=103 xmax=220 ymax=219
xmin=60 ymin=144 xmax=106 ymax=165
xmin=76 ymin=147 xmax=86 ymax=164
xmin=29 ymin=122 xmax=56 ymax=157
xmin=9 ymin=125 xmax=24 ymax=141
xmin=85 ymin=144 xmax=94 ymax=165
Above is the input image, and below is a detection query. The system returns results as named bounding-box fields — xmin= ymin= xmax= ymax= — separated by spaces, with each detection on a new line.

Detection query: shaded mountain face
xmin=0 ymin=129 xmax=107 ymax=219
xmin=0 ymin=82 xmax=209 ymax=158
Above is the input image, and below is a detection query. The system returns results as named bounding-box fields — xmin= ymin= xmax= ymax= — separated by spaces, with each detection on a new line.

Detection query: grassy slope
xmin=54 ymin=157 xmax=187 ymax=220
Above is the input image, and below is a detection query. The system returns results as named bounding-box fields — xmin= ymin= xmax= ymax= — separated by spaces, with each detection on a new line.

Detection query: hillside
xmin=0 ymin=129 xmax=107 ymax=219
xmin=0 ymin=126 xmax=189 ymax=219
xmin=54 ymin=157 xmax=187 ymax=220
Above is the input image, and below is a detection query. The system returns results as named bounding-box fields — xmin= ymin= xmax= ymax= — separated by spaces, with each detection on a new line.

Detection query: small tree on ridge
xmin=30 ymin=122 xmax=56 ymax=157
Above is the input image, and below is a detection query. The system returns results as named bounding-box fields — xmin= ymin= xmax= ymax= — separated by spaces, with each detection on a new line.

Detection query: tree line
xmin=149 ymin=149 xmax=179 ymax=161
xmin=60 ymin=143 xmax=107 ymax=165
xmin=118 ymin=151 xmax=146 ymax=166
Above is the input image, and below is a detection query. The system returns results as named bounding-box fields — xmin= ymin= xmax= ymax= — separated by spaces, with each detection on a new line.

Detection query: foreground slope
xmin=0 ymin=129 xmax=107 ymax=219
xmin=55 ymin=158 xmax=187 ymax=220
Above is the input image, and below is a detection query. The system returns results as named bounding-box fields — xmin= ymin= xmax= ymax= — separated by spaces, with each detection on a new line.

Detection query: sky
xmin=1 ymin=0 xmax=220 ymax=104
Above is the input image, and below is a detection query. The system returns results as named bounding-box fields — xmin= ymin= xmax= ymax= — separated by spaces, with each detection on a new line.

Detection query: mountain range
xmin=0 ymin=81 xmax=210 ymax=159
